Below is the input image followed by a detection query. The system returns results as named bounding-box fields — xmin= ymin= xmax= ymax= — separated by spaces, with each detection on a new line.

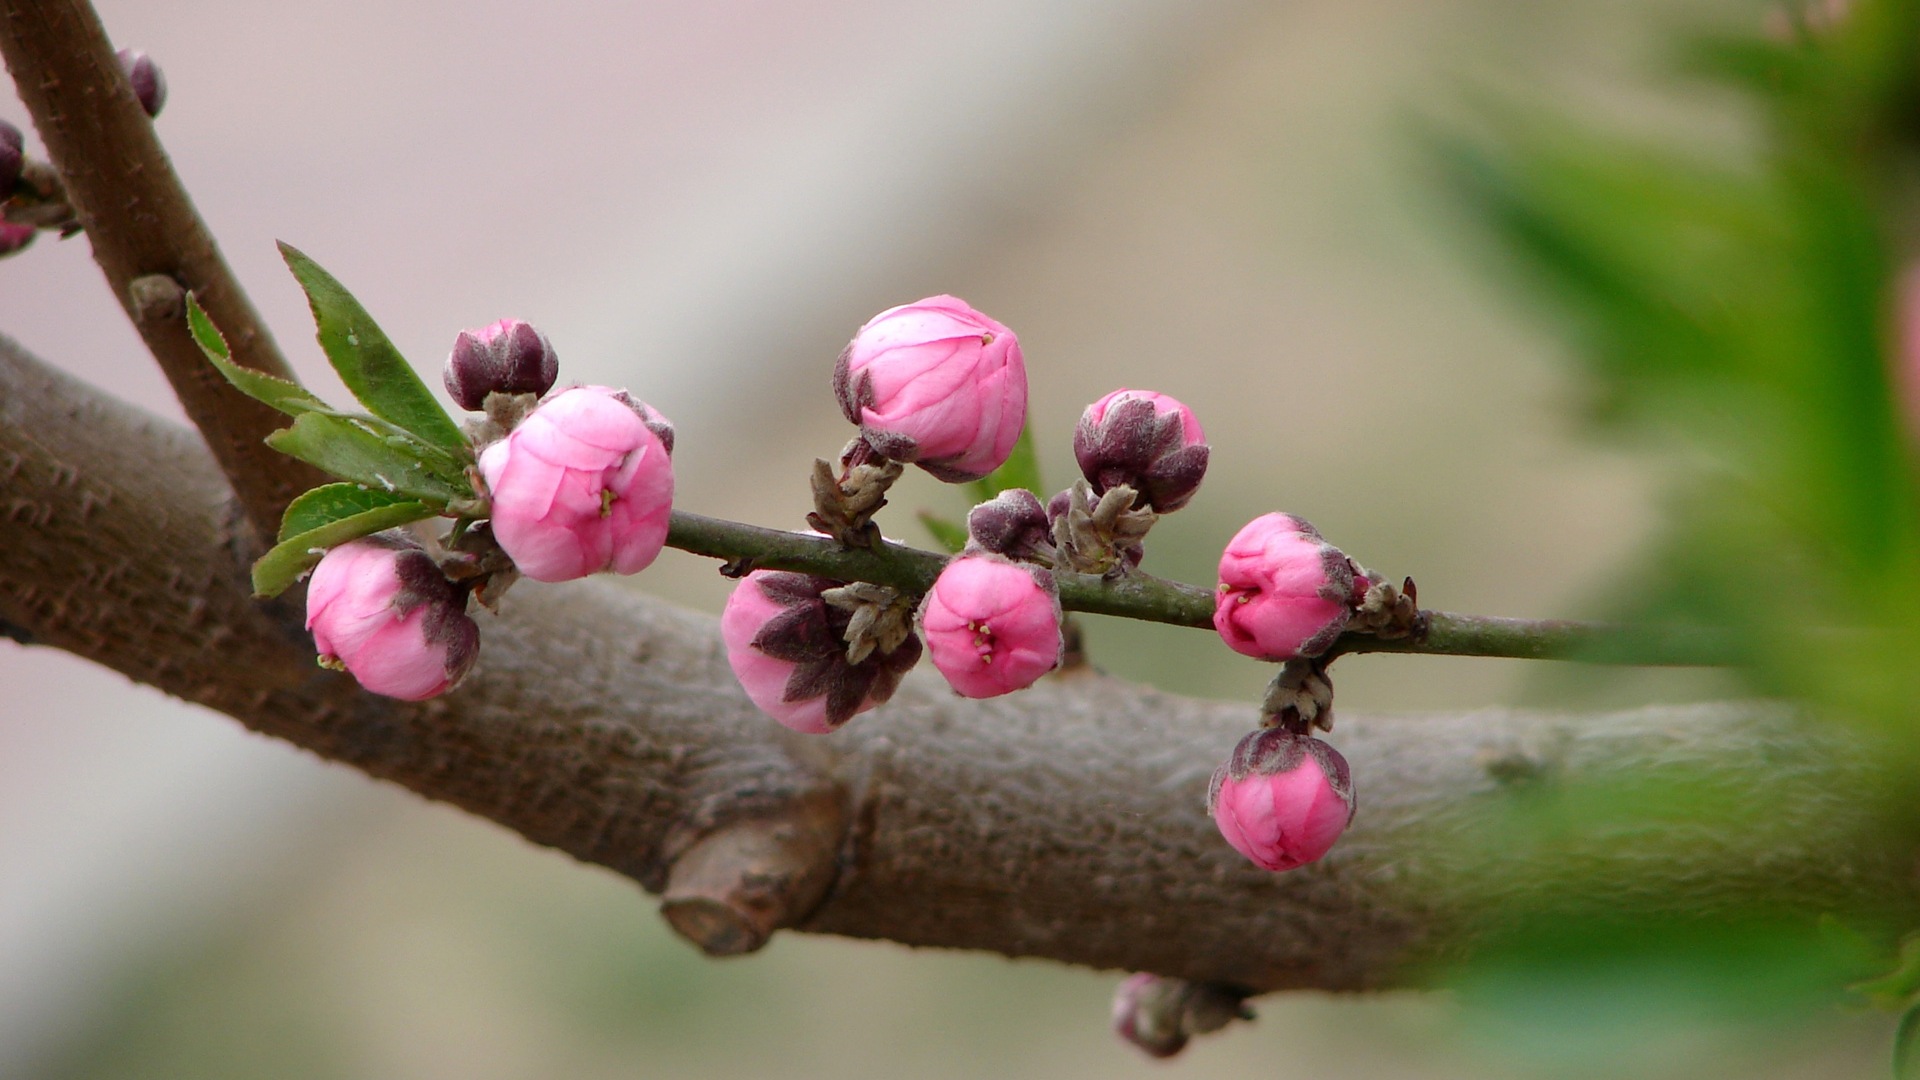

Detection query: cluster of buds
xmin=299 ymin=317 xmax=675 ymax=701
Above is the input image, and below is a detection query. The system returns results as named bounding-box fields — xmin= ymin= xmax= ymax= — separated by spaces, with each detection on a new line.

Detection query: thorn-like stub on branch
xmin=1110 ymin=974 xmax=1254 ymax=1059
xmin=128 ymin=273 xmax=184 ymax=325
xmin=659 ymin=795 xmax=844 ymax=958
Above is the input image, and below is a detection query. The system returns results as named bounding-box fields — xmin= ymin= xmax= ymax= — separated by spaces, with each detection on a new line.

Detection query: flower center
xmin=600 ymin=488 xmax=616 ymax=518
xmin=968 ymin=619 xmax=996 ymax=664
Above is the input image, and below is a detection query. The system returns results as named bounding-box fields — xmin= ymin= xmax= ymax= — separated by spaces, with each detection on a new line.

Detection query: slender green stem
xmin=665 ymin=510 xmax=1737 ymax=667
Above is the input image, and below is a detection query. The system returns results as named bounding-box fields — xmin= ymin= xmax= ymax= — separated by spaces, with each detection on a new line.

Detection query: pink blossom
xmin=1073 ymin=388 xmax=1210 ymax=512
xmin=920 ymin=556 xmax=1061 ymax=698
xmin=306 ymin=535 xmax=479 ymax=701
xmin=477 ymin=385 xmax=675 ymax=583
xmin=1208 ymin=728 xmax=1354 ymax=872
xmin=1212 ymin=513 xmax=1358 ymax=660
xmin=833 ymin=295 xmax=1027 ymax=482
xmin=443 ymin=318 xmax=559 ymax=410
xmin=721 ymin=570 xmax=921 ymax=733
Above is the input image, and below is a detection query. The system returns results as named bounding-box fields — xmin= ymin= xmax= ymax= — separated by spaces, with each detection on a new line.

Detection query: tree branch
xmin=3 ymin=334 xmax=1907 ymax=989
xmin=0 ymin=0 xmax=324 ymax=535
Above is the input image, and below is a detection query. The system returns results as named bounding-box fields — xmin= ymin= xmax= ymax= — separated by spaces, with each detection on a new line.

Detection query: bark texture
xmin=3 ymin=334 xmax=1912 ymax=991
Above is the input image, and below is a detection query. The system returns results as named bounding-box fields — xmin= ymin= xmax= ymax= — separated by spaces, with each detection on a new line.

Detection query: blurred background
xmin=0 ymin=0 xmax=1888 ymax=1076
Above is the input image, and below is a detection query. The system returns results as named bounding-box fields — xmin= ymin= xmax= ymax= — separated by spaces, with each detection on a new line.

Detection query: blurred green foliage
xmin=1436 ymin=0 xmax=1920 ymax=1067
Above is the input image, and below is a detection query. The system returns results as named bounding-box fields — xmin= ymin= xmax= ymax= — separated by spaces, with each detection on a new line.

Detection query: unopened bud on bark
xmin=1074 ymin=388 xmax=1210 ymax=512
xmin=1213 ymin=513 xmax=1361 ymax=661
xmin=0 ymin=120 xmax=22 ymax=201
xmin=116 ymin=49 xmax=167 ymax=118
xmin=1208 ymin=727 xmax=1354 ymax=872
xmin=721 ymin=570 xmax=922 ymax=733
xmin=444 ymin=318 xmax=560 ymax=411
xmin=305 ymin=533 xmax=480 ymax=701
xmin=920 ymin=555 xmax=1062 ymax=698
xmin=1111 ymin=974 xmax=1254 ymax=1059
xmin=833 ymin=295 xmax=1027 ymax=482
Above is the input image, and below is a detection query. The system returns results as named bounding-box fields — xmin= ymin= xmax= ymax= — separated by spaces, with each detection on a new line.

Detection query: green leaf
xmin=265 ymin=412 xmax=468 ymax=506
xmin=965 ymin=423 xmax=1041 ymax=504
xmin=1852 ymin=936 xmax=1920 ymax=1011
xmin=187 ymin=293 xmax=334 ymax=418
xmin=249 ymin=500 xmax=438 ymax=599
xmin=278 ymin=242 xmax=468 ymax=454
xmin=916 ymin=510 xmax=968 ymax=554
xmin=278 ymin=482 xmax=423 ymax=543
xmin=1898 ymin=1002 xmax=1920 ymax=1080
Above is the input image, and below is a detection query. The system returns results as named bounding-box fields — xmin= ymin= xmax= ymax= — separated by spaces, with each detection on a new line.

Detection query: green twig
xmin=666 ymin=511 xmax=1737 ymax=667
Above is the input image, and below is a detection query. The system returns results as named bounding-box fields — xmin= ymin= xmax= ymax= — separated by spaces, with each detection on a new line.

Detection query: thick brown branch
xmin=3 ymin=336 xmax=1911 ymax=990
xmin=0 ymin=0 xmax=324 ymax=534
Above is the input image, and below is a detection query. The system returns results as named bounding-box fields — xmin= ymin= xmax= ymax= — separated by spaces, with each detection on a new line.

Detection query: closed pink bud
xmin=1213 ymin=513 xmax=1359 ymax=661
xmin=1208 ymin=728 xmax=1354 ymax=872
xmin=920 ymin=555 xmax=1061 ymax=698
xmin=721 ymin=570 xmax=921 ymax=733
xmin=833 ymin=295 xmax=1027 ymax=483
xmin=477 ymin=385 xmax=675 ymax=582
xmin=443 ymin=318 xmax=559 ymax=410
xmin=305 ymin=534 xmax=479 ymax=701
xmin=0 ymin=221 xmax=33 ymax=259
xmin=0 ymin=119 xmax=21 ymax=201
xmin=115 ymin=48 xmax=166 ymax=118
xmin=1074 ymin=388 xmax=1210 ymax=512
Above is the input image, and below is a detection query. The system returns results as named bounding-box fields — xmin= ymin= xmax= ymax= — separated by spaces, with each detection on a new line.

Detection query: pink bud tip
xmin=443 ymin=318 xmax=560 ymax=410
xmin=477 ymin=385 xmax=675 ymax=582
xmin=1208 ymin=728 xmax=1354 ymax=872
xmin=721 ymin=570 xmax=921 ymax=733
xmin=0 ymin=221 xmax=34 ymax=259
xmin=1212 ymin=513 xmax=1357 ymax=661
xmin=832 ymin=296 xmax=1027 ymax=483
xmin=920 ymin=555 xmax=1061 ymax=698
xmin=115 ymin=48 xmax=166 ymax=118
xmin=305 ymin=534 xmax=479 ymax=700
xmin=1074 ymin=388 xmax=1210 ymax=512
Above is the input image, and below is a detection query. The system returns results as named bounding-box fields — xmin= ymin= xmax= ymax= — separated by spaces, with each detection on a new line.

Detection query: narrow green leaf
xmin=1853 ymin=936 xmax=1920 ymax=1010
xmin=250 ymin=501 xmax=438 ymax=599
xmin=265 ymin=412 xmax=467 ymax=506
xmin=278 ymin=242 xmax=468 ymax=454
xmin=916 ymin=510 xmax=968 ymax=554
xmin=965 ymin=423 xmax=1042 ymax=503
xmin=187 ymin=293 xmax=333 ymax=418
xmin=278 ymin=482 xmax=422 ymax=543
xmin=1897 ymin=1003 xmax=1920 ymax=1080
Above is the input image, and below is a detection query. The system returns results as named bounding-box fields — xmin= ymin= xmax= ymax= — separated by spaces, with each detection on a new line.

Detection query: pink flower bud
xmin=833 ymin=295 xmax=1027 ymax=483
xmin=920 ymin=555 xmax=1061 ymax=698
xmin=721 ymin=571 xmax=922 ymax=733
xmin=477 ymin=385 xmax=675 ymax=582
xmin=0 ymin=120 xmax=21 ymax=201
xmin=443 ymin=318 xmax=560 ymax=411
xmin=0 ymin=221 xmax=33 ymax=259
xmin=1073 ymin=388 xmax=1210 ymax=512
xmin=1208 ymin=728 xmax=1354 ymax=872
xmin=1213 ymin=513 xmax=1359 ymax=661
xmin=305 ymin=534 xmax=479 ymax=701
xmin=1111 ymin=974 xmax=1253 ymax=1059
xmin=115 ymin=48 xmax=166 ymax=118
xmin=964 ymin=487 xmax=1054 ymax=563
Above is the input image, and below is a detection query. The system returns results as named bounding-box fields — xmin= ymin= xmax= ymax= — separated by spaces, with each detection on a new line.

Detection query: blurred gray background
xmin=0 ymin=0 xmax=1882 ymax=1076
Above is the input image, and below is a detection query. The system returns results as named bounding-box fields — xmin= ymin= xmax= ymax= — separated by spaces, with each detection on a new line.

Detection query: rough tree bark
xmin=2 ymin=335 xmax=1911 ymax=991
